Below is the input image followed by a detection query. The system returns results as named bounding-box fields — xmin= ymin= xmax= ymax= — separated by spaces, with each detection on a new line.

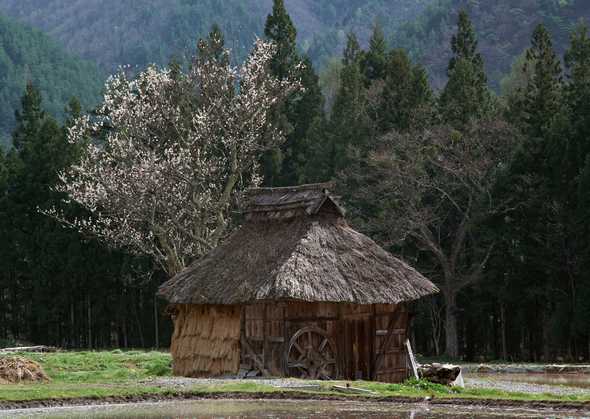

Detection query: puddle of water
xmin=1 ymin=400 xmax=588 ymax=419
xmin=467 ymin=373 xmax=590 ymax=389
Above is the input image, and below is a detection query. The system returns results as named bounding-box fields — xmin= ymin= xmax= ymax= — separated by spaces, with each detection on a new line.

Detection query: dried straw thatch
xmin=0 ymin=356 xmax=50 ymax=384
xmin=170 ymin=305 xmax=240 ymax=377
xmin=159 ymin=183 xmax=438 ymax=305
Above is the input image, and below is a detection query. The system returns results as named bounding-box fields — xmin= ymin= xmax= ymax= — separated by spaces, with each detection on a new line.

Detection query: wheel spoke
xmin=288 ymin=362 xmax=306 ymax=369
xmin=292 ymin=342 xmax=304 ymax=355
xmin=318 ymin=338 xmax=328 ymax=352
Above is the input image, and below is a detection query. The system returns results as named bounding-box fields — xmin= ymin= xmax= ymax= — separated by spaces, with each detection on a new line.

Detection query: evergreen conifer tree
xmin=362 ymin=22 xmax=388 ymax=82
xmin=197 ymin=23 xmax=228 ymax=65
xmin=264 ymin=0 xmax=297 ymax=79
xmin=517 ymin=24 xmax=563 ymax=139
xmin=263 ymin=0 xmax=325 ymax=186
xmin=378 ymin=49 xmax=433 ymax=132
xmin=12 ymin=83 xmax=45 ymax=151
xmin=439 ymin=10 xmax=491 ymax=126
xmin=343 ymin=32 xmax=363 ymax=67
xmin=327 ymin=59 xmax=372 ymax=176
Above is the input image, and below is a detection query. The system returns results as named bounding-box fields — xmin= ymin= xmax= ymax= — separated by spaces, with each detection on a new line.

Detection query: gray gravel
xmin=464 ymin=376 xmax=590 ymax=396
xmin=141 ymin=377 xmax=327 ymax=389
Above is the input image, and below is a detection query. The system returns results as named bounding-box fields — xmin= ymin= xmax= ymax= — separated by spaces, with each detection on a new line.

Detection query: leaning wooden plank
xmin=331 ymin=385 xmax=377 ymax=395
xmin=405 ymin=339 xmax=419 ymax=379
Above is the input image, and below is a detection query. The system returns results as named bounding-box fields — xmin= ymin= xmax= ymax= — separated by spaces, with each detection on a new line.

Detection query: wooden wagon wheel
xmin=284 ymin=326 xmax=337 ymax=380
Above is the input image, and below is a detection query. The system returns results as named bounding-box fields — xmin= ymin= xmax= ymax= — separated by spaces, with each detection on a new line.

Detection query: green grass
xmin=19 ymin=350 xmax=172 ymax=384
xmin=1 ymin=351 xmax=589 ymax=404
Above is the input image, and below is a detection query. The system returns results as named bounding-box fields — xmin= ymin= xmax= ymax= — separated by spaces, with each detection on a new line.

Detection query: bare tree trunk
xmin=153 ymin=294 xmax=159 ymax=349
xmin=134 ymin=299 xmax=145 ymax=348
xmin=87 ymin=295 xmax=92 ymax=350
xmin=500 ymin=303 xmax=507 ymax=360
xmin=444 ymin=290 xmax=459 ymax=358
xmin=70 ymin=302 xmax=75 ymax=348
xmin=542 ymin=304 xmax=551 ymax=362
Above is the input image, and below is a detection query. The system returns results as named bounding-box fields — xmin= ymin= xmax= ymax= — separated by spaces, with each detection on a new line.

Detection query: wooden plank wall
xmin=241 ymin=302 xmax=410 ymax=383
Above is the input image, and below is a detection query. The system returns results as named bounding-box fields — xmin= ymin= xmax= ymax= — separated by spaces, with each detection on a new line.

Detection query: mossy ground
xmin=0 ymin=351 xmax=589 ymax=403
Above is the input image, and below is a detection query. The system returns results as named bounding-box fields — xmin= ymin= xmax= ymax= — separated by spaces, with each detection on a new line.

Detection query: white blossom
xmin=53 ymin=39 xmax=300 ymax=276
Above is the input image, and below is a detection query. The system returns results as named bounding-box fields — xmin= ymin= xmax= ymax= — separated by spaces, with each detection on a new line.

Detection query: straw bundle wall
xmin=170 ymin=304 xmax=240 ymax=377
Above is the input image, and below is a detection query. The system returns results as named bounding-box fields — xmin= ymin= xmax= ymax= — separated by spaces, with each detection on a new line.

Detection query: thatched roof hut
xmin=159 ymin=183 xmax=437 ymax=382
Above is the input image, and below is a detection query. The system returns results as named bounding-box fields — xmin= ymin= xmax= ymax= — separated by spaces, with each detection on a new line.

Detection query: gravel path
xmin=141 ymin=377 xmax=327 ymax=389
xmin=464 ymin=376 xmax=590 ymax=396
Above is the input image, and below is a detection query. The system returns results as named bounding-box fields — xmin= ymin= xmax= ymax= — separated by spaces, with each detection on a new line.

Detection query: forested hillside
xmin=0 ymin=0 xmax=432 ymax=72
xmin=1 ymin=0 xmax=589 ymax=93
xmin=398 ymin=0 xmax=590 ymax=89
xmin=0 ymin=13 xmax=103 ymax=146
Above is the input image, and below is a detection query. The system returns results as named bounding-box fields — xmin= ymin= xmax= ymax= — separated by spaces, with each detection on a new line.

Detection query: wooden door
xmin=373 ymin=304 xmax=410 ymax=383
xmin=339 ymin=304 xmax=374 ymax=380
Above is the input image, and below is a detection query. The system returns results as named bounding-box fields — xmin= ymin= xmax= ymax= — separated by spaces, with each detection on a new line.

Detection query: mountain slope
xmin=397 ymin=0 xmax=590 ymax=90
xmin=0 ymin=0 xmax=433 ymax=71
xmin=0 ymin=13 xmax=103 ymax=145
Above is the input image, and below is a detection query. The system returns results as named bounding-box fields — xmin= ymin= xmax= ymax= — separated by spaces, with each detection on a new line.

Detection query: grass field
xmin=1 ymin=350 xmax=589 ymax=404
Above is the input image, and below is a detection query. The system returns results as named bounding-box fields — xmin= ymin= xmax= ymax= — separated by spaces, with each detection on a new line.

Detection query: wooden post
xmin=405 ymin=339 xmax=419 ymax=380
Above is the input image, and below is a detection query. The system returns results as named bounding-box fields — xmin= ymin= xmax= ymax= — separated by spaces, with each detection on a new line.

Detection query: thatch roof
xmin=158 ymin=183 xmax=438 ymax=305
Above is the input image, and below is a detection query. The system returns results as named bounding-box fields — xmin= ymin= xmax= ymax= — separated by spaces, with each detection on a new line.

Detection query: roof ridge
xmin=247 ymin=182 xmax=335 ymax=195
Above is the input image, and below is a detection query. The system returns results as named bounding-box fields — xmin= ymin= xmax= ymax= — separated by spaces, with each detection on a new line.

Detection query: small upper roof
xmin=243 ymin=182 xmax=346 ymax=220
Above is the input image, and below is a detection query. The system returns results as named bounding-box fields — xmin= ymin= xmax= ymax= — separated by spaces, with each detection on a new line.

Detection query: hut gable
xmin=158 ymin=183 xmax=438 ymax=306
xmin=244 ymin=182 xmax=345 ymax=221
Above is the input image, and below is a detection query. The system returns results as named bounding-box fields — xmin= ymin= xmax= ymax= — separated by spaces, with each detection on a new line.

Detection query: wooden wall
xmin=241 ymin=301 xmax=410 ymax=383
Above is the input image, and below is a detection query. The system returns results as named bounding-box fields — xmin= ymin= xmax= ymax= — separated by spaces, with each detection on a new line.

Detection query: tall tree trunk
xmin=500 ymin=303 xmax=507 ymax=360
xmin=153 ymin=294 xmax=159 ymax=349
xmin=542 ymin=303 xmax=551 ymax=361
xmin=87 ymin=295 xmax=92 ymax=349
xmin=444 ymin=289 xmax=459 ymax=358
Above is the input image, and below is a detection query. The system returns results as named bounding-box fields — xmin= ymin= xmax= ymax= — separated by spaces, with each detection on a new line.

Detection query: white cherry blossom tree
xmin=54 ymin=39 xmax=300 ymax=275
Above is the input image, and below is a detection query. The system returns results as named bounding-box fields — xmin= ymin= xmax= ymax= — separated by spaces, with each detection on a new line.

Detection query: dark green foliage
xmin=196 ymin=24 xmax=228 ymax=66
xmin=263 ymin=0 xmax=326 ymax=186
xmin=326 ymin=60 xmax=373 ymax=177
xmin=343 ymin=32 xmax=363 ymax=67
xmin=517 ymin=24 xmax=563 ymax=139
xmin=280 ymin=56 xmax=325 ymax=185
xmin=378 ymin=49 xmax=434 ymax=132
xmin=0 ymin=13 xmax=103 ymax=142
xmin=439 ymin=10 xmax=492 ymax=127
xmin=362 ymin=23 xmax=388 ymax=82
xmin=265 ymin=0 xmax=297 ymax=80
xmin=0 ymin=85 xmax=170 ymax=348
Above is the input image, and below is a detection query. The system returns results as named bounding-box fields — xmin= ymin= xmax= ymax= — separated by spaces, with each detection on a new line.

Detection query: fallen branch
xmin=0 ymin=345 xmax=58 ymax=353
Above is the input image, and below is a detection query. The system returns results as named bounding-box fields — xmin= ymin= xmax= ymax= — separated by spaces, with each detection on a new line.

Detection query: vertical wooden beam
xmin=262 ymin=302 xmax=267 ymax=373
xmin=370 ymin=304 xmax=376 ymax=379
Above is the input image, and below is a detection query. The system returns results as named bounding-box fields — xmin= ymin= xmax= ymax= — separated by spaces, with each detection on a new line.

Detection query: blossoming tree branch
xmin=52 ymin=38 xmax=301 ymax=276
